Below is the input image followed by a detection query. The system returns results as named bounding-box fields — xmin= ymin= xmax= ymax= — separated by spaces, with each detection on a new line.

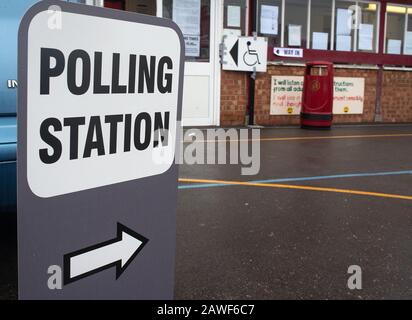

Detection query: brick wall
xmin=219 ymin=65 xmax=412 ymax=127
xmin=220 ymin=70 xmax=248 ymax=126
xmin=382 ymin=70 xmax=412 ymax=122
xmin=254 ymin=65 xmax=377 ymax=126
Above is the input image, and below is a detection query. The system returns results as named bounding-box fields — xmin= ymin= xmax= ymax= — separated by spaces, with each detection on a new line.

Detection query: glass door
xmin=161 ymin=0 xmax=219 ymax=126
xmin=104 ymin=0 xmax=220 ymax=126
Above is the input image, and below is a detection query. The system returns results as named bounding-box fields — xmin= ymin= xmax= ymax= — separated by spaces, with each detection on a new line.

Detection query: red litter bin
xmin=301 ymin=61 xmax=334 ymax=129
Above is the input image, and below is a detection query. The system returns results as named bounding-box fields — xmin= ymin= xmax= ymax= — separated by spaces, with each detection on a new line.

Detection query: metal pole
xmin=248 ymin=0 xmax=257 ymax=126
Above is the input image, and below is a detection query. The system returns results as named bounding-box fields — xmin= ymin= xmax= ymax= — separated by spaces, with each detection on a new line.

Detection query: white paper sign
xmin=227 ymin=5 xmax=241 ymax=28
xmin=312 ymin=32 xmax=328 ymax=50
xmin=172 ymin=0 xmax=201 ymax=36
xmin=358 ymin=24 xmax=373 ymax=51
xmin=288 ymin=25 xmax=301 ymax=47
xmin=336 ymin=8 xmax=352 ymax=36
xmin=387 ymin=39 xmax=402 ymax=54
xmin=336 ymin=35 xmax=352 ymax=51
xmin=260 ymin=5 xmax=278 ymax=35
xmin=405 ymin=32 xmax=412 ymax=55
xmin=184 ymin=35 xmax=200 ymax=57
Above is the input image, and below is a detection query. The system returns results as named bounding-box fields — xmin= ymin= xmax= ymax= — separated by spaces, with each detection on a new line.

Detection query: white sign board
xmin=333 ymin=77 xmax=365 ymax=114
xmin=270 ymin=76 xmax=365 ymax=115
xmin=18 ymin=0 xmax=183 ymax=300
xmin=25 ymin=4 xmax=183 ymax=198
xmin=274 ymin=47 xmax=303 ymax=58
xmin=223 ymin=36 xmax=268 ymax=72
xmin=270 ymin=76 xmax=303 ymax=115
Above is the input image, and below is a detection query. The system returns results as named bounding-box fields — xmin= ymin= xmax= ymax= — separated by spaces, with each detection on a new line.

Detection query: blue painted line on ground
xmin=178 ymin=170 xmax=412 ymax=190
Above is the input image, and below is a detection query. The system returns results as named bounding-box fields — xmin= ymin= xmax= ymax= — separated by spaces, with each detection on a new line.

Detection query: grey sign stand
xmin=18 ymin=0 xmax=184 ymax=299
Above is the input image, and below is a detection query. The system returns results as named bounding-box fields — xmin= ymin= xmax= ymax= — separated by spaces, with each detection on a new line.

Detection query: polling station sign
xmin=18 ymin=0 xmax=184 ymax=299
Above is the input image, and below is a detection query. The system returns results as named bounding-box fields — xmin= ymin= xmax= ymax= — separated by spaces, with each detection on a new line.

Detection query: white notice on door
xmin=227 ymin=5 xmax=241 ymax=28
xmin=184 ymin=35 xmax=200 ymax=57
xmin=260 ymin=5 xmax=278 ymax=35
xmin=172 ymin=0 xmax=201 ymax=36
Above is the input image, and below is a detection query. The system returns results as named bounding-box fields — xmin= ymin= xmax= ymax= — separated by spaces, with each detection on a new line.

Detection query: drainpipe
xmin=374 ymin=0 xmax=387 ymax=122
xmin=247 ymin=0 xmax=257 ymax=126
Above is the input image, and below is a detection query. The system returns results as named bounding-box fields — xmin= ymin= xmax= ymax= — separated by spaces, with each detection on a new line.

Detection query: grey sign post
xmin=18 ymin=0 xmax=184 ymax=299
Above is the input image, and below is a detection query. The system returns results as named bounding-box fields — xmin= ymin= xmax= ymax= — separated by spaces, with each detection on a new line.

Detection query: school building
xmin=97 ymin=0 xmax=412 ymax=126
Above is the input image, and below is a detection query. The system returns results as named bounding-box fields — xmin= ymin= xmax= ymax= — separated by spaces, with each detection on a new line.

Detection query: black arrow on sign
xmin=230 ymin=39 xmax=239 ymax=66
xmin=63 ymin=223 xmax=148 ymax=285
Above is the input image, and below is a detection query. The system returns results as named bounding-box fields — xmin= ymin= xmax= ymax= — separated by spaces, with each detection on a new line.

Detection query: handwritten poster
xmin=270 ymin=76 xmax=365 ymax=115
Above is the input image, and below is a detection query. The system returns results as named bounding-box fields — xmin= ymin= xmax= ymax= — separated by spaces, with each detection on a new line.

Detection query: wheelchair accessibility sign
xmin=222 ymin=36 xmax=268 ymax=72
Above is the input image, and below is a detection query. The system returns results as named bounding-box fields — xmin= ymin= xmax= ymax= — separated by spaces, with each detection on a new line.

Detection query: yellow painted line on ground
xmin=183 ymin=133 xmax=412 ymax=144
xmin=179 ymin=178 xmax=412 ymax=201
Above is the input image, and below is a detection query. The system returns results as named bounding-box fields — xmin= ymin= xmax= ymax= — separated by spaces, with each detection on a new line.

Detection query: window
xmin=335 ymin=1 xmax=356 ymax=51
xmin=223 ymin=0 xmax=248 ymax=36
xmin=385 ymin=4 xmax=412 ymax=55
xmin=257 ymin=0 xmax=282 ymax=47
xmin=284 ymin=0 xmax=308 ymax=48
xmin=357 ymin=2 xmax=378 ymax=52
xmin=407 ymin=13 xmax=412 ymax=55
xmin=257 ymin=0 xmax=379 ymax=53
xmin=310 ymin=0 xmax=333 ymax=50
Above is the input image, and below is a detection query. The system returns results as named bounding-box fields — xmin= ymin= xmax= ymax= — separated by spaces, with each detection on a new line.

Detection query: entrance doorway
xmin=104 ymin=0 xmax=222 ymax=126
